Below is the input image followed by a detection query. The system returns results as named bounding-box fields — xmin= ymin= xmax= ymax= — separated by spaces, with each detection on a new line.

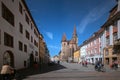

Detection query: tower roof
xmin=62 ymin=33 xmax=67 ymax=42
xmin=70 ymin=39 xmax=75 ymax=44
xmin=73 ymin=25 xmax=77 ymax=35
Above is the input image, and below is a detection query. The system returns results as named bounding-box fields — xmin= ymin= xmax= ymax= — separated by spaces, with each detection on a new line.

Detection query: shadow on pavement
xmin=15 ymin=63 xmax=66 ymax=80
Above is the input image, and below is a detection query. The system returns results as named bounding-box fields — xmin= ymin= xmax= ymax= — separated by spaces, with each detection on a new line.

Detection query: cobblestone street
xmin=21 ymin=62 xmax=120 ymax=80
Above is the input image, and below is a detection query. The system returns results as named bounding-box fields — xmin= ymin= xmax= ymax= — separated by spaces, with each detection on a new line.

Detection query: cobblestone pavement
xmin=22 ymin=62 xmax=120 ymax=80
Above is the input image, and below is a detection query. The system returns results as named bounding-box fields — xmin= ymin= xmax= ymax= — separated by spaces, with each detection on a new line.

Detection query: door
xmin=3 ymin=51 xmax=14 ymax=67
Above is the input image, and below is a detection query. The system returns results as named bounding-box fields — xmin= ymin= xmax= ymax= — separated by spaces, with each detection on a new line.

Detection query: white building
xmin=80 ymin=43 xmax=87 ymax=62
xmin=0 ymin=0 xmax=40 ymax=69
xmin=79 ymin=0 xmax=120 ymax=65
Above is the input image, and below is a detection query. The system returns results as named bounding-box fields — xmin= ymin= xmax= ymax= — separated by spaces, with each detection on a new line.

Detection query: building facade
xmin=102 ymin=0 xmax=120 ymax=65
xmin=0 ymin=0 xmax=40 ymax=69
xmin=79 ymin=0 xmax=120 ymax=66
xmin=39 ymin=34 xmax=46 ymax=65
xmin=52 ymin=55 xmax=59 ymax=63
xmin=80 ymin=30 xmax=102 ymax=64
xmin=73 ymin=46 xmax=80 ymax=63
xmin=59 ymin=26 xmax=78 ymax=62
xmin=80 ymin=42 xmax=87 ymax=63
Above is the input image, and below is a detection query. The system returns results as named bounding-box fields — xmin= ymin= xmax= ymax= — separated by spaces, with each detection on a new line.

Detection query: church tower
xmin=60 ymin=33 xmax=69 ymax=61
xmin=59 ymin=25 xmax=78 ymax=62
xmin=69 ymin=25 xmax=78 ymax=61
xmin=71 ymin=25 xmax=78 ymax=51
xmin=72 ymin=25 xmax=78 ymax=45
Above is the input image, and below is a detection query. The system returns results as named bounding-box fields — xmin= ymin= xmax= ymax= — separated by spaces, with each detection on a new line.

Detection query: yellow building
xmin=39 ymin=34 xmax=50 ymax=65
xmin=102 ymin=1 xmax=120 ymax=65
xmin=73 ymin=47 xmax=80 ymax=63
xmin=39 ymin=34 xmax=45 ymax=64
xmin=104 ymin=40 xmax=120 ymax=65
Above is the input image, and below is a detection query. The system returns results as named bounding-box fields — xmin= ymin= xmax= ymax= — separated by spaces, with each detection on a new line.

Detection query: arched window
xmin=3 ymin=51 xmax=14 ymax=67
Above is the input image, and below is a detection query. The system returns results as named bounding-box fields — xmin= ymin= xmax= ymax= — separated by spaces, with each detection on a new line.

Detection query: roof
xmin=22 ymin=0 xmax=40 ymax=34
xmin=62 ymin=33 xmax=67 ymax=42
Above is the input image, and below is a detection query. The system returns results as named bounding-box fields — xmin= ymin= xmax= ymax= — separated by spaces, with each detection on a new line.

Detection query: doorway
xmin=3 ymin=51 xmax=14 ymax=67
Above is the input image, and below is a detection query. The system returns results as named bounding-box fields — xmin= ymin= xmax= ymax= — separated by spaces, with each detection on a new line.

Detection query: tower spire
xmin=62 ymin=33 xmax=67 ymax=42
xmin=73 ymin=24 xmax=77 ymax=37
xmin=72 ymin=25 xmax=78 ymax=45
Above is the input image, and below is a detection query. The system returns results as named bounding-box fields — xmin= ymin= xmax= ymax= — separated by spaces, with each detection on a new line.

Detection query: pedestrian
xmin=110 ymin=60 xmax=118 ymax=70
xmin=82 ymin=61 xmax=84 ymax=66
xmin=0 ymin=62 xmax=14 ymax=80
xmin=114 ymin=60 xmax=118 ymax=68
xmin=110 ymin=60 xmax=114 ymax=69
xmin=95 ymin=60 xmax=100 ymax=69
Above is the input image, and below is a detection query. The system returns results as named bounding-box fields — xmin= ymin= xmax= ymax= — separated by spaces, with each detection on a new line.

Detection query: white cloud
xmin=45 ymin=32 xmax=53 ymax=40
xmin=78 ymin=0 xmax=114 ymax=34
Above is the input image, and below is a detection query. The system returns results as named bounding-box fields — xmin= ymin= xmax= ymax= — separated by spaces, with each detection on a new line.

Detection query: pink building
xmin=86 ymin=28 xmax=104 ymax=64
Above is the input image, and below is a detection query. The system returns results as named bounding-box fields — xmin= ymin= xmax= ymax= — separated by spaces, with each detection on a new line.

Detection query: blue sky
xmin=25 ymin=0 xmax=116 ymax=57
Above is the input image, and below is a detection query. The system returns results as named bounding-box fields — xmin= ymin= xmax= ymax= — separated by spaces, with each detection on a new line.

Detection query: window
xmin=105 ymin=49 xmax=109 ymax=56
xmin=91 ymin=50 xmax=93 ymax=54
xmin=31 ymin=23 xmax=33 ymax=30
xmin=2 ymin=3 xmax=14 ymax=26
xmin=26 ymin=30 xmax=30 ymax=40
xmin=4 ymin=32 xmax=14 ymax=48
xmin=67 ymin=42 xmax=69 ymax=45
xmin=34 ymin=40 xmax=38 ymax=47
xmin=19 ymin=41 xmax=23 ymax=51
xmin=25 ymin=14 xmax=29 ymax=24
xmin=35 ymin=51 xmax=38 ymax=56
xmin=113 ymin=32 xmax=118 ymax=43
xmin=113 ymin=45 xmax=120 ymax=54
xmin=34 ymin=29 xmax=38 ymax=37
xmin=94 ymin=49 xmax=96 ymax=54
xmin=31 ymin=36 xmax=33 ymax=43
xmin=113 ymin=21 xmax=117 ymax=27
xmin=24 ymin=44 xmax=27 ymax=52
xmin=106 ymin=27 xmax=109 ymax=32
xmin=106 ymin=37 xmax=110 ymax=46
xmin=19 ymin=23 xmax=23 ymax=34
xmin=63 ymin=43 xmax=65 ymax=46
xmin=19 ymin=2 xmax=23 ymax=14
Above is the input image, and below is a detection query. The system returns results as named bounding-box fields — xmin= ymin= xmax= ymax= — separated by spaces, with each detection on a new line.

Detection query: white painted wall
xmin=117 ymin=0 xmax=120 ymax=39
xmin=0 ymin=0 xmax=39 ymax=69
xmin=110 ymin=25 xmax=113 ymax=45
